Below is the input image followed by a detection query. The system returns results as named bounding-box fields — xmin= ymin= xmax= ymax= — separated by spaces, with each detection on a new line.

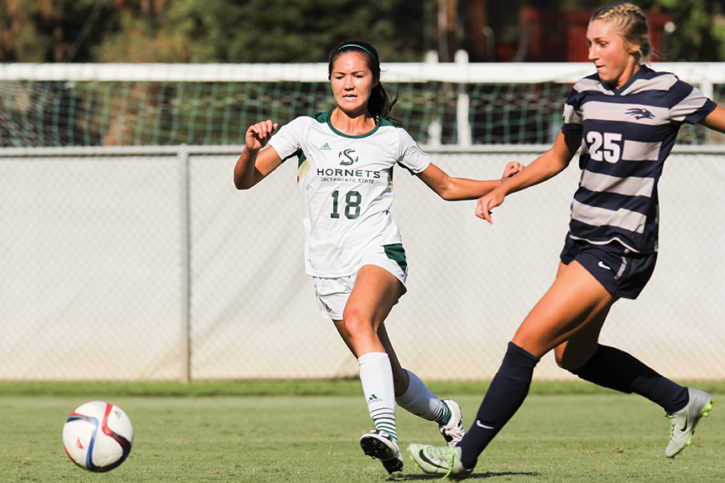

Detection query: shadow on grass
xmin=397 ymin=471 xmax=539 ymax=480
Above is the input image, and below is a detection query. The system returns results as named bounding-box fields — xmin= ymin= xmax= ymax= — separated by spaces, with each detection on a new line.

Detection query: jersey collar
xmin=325 ymin=109 xmax=382 ymax=138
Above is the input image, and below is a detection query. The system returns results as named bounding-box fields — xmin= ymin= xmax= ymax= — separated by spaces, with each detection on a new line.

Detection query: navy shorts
xmin=559 ymin=235 xmax=657 ymax=300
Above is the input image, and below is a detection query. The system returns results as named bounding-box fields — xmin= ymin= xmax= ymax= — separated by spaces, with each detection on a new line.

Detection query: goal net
xmin=2 ymin=62 xmax=723 ymax=147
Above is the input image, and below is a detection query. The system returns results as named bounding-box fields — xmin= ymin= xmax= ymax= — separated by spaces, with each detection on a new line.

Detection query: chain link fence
xmin=1 ymin=145 xmax=723 ymax=381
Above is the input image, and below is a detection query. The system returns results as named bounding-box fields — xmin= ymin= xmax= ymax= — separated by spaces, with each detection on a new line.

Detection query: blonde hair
xmin=590 ymin=2 xmax=652 ymax=63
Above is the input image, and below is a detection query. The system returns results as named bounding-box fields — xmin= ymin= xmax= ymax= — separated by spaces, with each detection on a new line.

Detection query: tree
xmin=157 ymin=0 xmax=426 ymax=63
xmin=0 ymin=0 xmax=116 ymax=62
xmin=1 ymin=1 xmax=724 ymax=63
xmin=656 ymin=0 xmax=725 ymax=61
xmin=88 ymin=0 xmax=426 ymax=63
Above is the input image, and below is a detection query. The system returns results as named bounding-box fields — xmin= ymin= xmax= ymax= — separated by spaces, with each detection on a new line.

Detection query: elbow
xmin=234 ymin=177 xmax=253 ymax=190
xmin=435 ymin=179 xmax=458 ymax=201
xmin=234 ymin=167 xmax=259 ymax=189
xmin=438 ymin=190 xmax=455 ymax=201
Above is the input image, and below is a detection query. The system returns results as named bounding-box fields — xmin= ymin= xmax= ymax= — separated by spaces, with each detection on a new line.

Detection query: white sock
xmin=358 ymin=352 xmax=397 ymax=442
xmin=395 ymin=369 xmax=450 ymax=424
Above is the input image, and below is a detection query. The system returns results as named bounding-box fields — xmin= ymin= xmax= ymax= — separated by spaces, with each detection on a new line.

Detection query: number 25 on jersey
xmin=586 ymin=131 xmax=622 ymax=163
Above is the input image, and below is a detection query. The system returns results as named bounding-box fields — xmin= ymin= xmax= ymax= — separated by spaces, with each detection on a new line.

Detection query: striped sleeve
xmin=668 ymin=80 xmax=717 ymax=124
xmin=561 ymin=80 xmax=590 ymax=135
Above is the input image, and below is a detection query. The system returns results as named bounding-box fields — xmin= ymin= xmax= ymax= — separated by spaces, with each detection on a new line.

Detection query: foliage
xmin=162 ymin=0 xmax=426 ymax=63
xmin=0 ymin=0 xmax=116 ymax=62
xmin=1 ymin=1 xmax=724 ymax=62
xmin=0 ymin=0 xmax=426 ymax=63
xmin=92 ymin=0 xmax=191 ymax=62
xmin=657 ymin=0 xmax=725 ymax=61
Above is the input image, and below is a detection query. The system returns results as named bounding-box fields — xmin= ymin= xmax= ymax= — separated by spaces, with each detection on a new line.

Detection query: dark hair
xmin=327 ymin=40 xmax=398 ymax=121
xmin=590 ymin=2 xmax=651 ymax=63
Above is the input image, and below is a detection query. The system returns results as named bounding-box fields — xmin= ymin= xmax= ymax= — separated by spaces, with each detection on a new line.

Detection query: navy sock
xmin=458 ymin=342 xmax=539 ymax=469
xmin=571 ymin=344 xmax=688 ymax=414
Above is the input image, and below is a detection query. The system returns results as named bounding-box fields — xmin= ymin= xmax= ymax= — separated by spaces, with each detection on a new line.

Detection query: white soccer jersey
xmin=268 ymin=110 xmax=431 ymax=277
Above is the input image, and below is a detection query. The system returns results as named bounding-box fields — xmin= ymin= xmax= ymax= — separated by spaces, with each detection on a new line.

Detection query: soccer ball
xmin=62 ymin=401 xmax=134 ymax=472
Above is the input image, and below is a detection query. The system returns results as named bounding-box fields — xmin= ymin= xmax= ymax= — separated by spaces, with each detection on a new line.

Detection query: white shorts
xmin=312 ymin=243 xmax=408 ymax=320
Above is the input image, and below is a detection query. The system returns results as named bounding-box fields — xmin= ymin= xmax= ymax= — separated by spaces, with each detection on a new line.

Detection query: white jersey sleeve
xmin=396 ymin=128 xmax=431 ymax=174
xmin=267 ymin=116 xmax=311 ymax=161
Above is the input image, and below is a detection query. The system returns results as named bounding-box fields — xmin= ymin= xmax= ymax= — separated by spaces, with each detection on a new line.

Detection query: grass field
xmin=1 ymin=380 xmax=723 ymax=482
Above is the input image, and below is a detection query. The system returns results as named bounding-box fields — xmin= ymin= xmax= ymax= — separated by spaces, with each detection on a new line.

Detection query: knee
xmin=555 ymin=354 xmax=576 ymax=371
xmin=554 ymin=345 xmax=595 ymax=373
xmin=342 ymin=309 xmax=373 ymax=340
xmin=554 ymin=346 xmax=580 ymax=372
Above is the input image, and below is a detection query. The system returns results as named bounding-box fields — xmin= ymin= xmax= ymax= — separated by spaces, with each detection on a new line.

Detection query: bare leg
xmin=512 ymin=261 xmax=615 ymax=358
xmin=332 ymin=265 xmax=401 ymax=356
xmin=458 ymin=261 xmax=615 ymax=469
xmin=331 ymin=264 xmax=404 ymax=467
xmin=333 ymin=265 xmax=454 ymax=439
xmin=333 ymin=317 xmax=411 ymax=397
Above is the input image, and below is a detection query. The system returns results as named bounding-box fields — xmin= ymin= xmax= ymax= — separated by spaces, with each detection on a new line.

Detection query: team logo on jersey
xmin=625 ymin=107 xmax=654 ymax=120
xmin=338 ymin=149 xmax=358 ymax=166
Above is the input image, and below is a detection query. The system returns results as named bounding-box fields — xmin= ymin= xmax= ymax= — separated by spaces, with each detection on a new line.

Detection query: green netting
xmin=1 ymin=79 xmax=723 ymax=147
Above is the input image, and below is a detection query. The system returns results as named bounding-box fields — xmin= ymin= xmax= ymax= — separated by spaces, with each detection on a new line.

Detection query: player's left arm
xmin=700 ymin=105 xmax=725 ymax=133
xmin=417 ymin=161 xmax=523 ymax=201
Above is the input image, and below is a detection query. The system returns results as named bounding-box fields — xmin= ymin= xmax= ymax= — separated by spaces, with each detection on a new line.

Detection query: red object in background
xmin=518 ymin=7 xmax=672 ymax=62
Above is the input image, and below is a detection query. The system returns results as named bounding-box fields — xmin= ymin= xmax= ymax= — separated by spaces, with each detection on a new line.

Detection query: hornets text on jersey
xmin=268 ymin=110 xmax=431 ymax=277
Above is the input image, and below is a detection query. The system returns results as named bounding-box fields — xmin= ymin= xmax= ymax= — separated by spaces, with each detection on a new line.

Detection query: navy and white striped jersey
xmin=561 ymin=64 xmax=716 ymax=253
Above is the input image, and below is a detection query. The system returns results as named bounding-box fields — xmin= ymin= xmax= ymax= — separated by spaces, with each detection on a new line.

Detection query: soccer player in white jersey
xmin=410 ymin=2 xmax=725 ymax=478
xmin=234 ymin=40 xmax=521 ymax=475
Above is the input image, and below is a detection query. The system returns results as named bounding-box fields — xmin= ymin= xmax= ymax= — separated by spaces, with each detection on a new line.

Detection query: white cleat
xmin=439 ymin=399 xmax=466 ymax=446
xmin=408 ymin=443 xmax=473 ymax=479
xmin=359 ymin=429 xmax=403 ymax=474
xmin=665 ymin=387 xmax=713 ymax=458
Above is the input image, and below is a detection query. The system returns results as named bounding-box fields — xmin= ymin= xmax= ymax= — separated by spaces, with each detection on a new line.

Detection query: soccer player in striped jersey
xmin=410 ymin=2 xmax=725 ymax=477
xmin=234 ymin=40 xmax=521 ymax=476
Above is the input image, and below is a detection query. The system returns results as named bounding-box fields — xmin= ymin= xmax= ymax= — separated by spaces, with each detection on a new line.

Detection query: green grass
xmin=1 ymin=381 xmax=723 ymax=482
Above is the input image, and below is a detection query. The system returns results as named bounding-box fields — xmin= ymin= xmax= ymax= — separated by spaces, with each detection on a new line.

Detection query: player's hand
xmin=475 ymin=190 xmax=505 ymax=224
xmin=245 ymin=120 xmax=278 ymax=151
xmin=502 ymin=161 xmax=524 ymax=180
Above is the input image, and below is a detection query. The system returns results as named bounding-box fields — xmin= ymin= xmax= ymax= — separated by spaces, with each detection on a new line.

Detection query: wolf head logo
xmin=625 ymin=107 xmax=654 ymax=120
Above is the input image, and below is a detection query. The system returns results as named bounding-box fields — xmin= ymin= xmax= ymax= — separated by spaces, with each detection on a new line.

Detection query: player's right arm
xmin=234 ymin=120 xmax=283 ymax=189
xmin=475 ymin=130 xmax=581 ymax=223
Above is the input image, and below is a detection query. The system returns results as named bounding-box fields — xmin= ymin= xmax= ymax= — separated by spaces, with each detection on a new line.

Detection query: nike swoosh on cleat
xmin=418 ymin=450 xmax=450 ymax=470
xmin=679 ymin=413 xmax=689 ymax=432
xmin=475 ymin=420 xmax=495 ymax=430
